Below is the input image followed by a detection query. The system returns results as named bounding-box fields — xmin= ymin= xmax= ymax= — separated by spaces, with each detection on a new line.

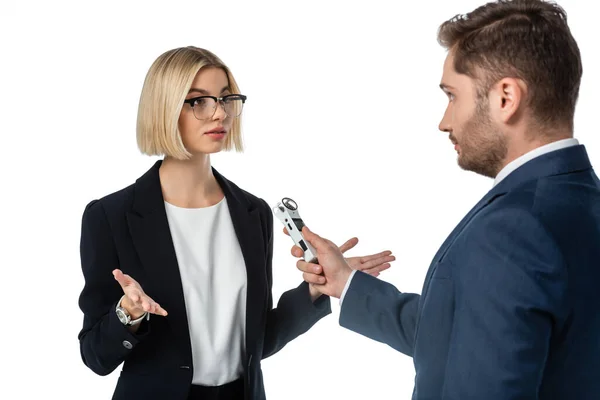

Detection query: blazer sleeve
xmin=260 ymin=200 xmax=332 ymax=359
xmin=441 ymin=208 xmax=568 ymax=399
xmin=339 ymin=271 xmax=421 ymax=357
xmin=77 ymin=200 xmax=150 ymax=376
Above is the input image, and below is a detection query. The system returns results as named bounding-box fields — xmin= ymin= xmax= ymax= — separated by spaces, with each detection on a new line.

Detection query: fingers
xmin=296 ymin=260 xmax=322 ymax=275
xmin=360 ymin=250 xmax=393 ymax=263
xmin=362 ymin=263 xmax=392 ymax=276
xmin=358 ymin=255 xmax=396 ymax=271
xmin=303 ymin=272 xmax=327 ymax=285
xmin=113 ymin=269 xmax=130 ymax=289
xmin=338 ymin=237 xmax=359 ymax=254
xmin=140 ymin=296 xmax=168 ymax=316
xmin=296 ymin=259 xmax=325 ymax=284
xmin=114 ymin=270 xmax=143 ymax=302
xmin=290 ymin=245 xmax=304 ymax=258
xmin=282 ymin=227 xmax=290 ymax=236
xmin=154 ymin=304 xmax=169 ymax=316
xmin=301 ymin=226 xmax=334 ymax=252
xmin=291 ymin=226 xmax=334 ymax=256
xmin=124 ymin=290 xmax=168 ymax=317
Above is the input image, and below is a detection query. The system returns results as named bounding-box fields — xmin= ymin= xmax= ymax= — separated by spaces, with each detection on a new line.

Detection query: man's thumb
xmin=113 ymin=269 xmax=127 ymax=287
xmin=302 ymin=226 xmax=325 ymax=250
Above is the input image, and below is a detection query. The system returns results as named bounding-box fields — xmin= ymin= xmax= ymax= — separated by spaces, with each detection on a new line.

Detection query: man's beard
xmin=453 ymin=101 xmax=508 ymax=179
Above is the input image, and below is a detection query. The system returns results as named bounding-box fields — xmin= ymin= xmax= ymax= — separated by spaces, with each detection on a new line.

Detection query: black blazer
xmin=78 ymin=160 xmax=331 ymax=400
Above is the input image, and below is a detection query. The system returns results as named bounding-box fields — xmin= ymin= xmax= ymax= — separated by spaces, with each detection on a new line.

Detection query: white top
xmin=164 ymin=197 xmax=247 ymax=386
xmin=340 ymin=138 xmax=580 ymax=305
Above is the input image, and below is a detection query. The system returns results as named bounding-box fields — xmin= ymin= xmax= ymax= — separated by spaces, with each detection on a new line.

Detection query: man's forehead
xmin=440 ymin=55 xmax=454 ymax=87
xmin=441 ymin=52 xmax=474 ymax=89
xmin=442 ymin=52 xmax=455 ymax=74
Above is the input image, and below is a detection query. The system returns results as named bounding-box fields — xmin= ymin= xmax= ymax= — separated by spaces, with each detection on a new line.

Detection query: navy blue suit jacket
xmin=340 ymin=145 xmax=600 ymax=399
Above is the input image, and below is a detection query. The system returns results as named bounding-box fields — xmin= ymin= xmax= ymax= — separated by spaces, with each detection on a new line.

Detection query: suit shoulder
xmin=486 ymin=182 xmax=537 ymax=217
xmin=497 ymin=174 xmax=591 ymax=228
xmin=466 ymin=183 xmax=564 ymax=264
xmin=82 ymin=183 xmax=135 ymax=221
xmin=474 ymin=181 xmax=548 ymax=236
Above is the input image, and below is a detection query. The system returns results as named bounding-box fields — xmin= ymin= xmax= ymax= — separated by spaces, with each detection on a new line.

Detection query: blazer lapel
xmin=420 ymin=188 xmax=504 ymax=299
xmin=213 ymin=168 xmax=268 ymax=363
xmin=126 ymin=160 xmax=193 ymax=364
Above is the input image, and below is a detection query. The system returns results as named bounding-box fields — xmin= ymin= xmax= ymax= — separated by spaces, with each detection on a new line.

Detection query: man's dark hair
xmin=438 ymin=0 xmax=582 ymax=132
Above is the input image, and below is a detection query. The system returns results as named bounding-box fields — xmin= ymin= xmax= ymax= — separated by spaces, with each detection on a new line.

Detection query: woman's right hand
xmin=112 ymin=269 xmax=168 ymax=318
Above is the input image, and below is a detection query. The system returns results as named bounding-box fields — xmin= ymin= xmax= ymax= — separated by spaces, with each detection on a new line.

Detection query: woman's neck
xmin=159 ymin=154 xmax=224 ymax=208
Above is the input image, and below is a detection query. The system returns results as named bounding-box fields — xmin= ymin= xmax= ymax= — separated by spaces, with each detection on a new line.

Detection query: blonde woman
xmin=77 ymin=46 xmax=395 ymax=400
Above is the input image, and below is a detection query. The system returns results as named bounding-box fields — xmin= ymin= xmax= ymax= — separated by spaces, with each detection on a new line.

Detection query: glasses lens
xmin=192 ymin=97 xmax=217 ymax=120
xmin=223 ymin=95 xmax=245 ymax=118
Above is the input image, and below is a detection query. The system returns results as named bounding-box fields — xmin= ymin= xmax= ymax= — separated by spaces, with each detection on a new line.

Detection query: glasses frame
xmin=183 ymin=94 xmax=247 ymax=120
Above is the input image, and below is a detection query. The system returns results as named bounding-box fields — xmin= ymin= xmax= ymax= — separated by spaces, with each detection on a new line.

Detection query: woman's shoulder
xmin=83 ymin=161 xmax=160 ymax=219
xmin=82 ymin=183 xmax=136 ymax=222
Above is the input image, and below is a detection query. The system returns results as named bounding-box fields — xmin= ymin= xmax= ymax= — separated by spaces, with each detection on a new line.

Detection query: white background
xmin=1 ymin=0 xmax=598 ymax=399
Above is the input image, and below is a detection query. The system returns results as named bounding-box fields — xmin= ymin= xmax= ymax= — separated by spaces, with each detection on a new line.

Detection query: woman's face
xmin=178 ymin=67 xmax=234 ymax=156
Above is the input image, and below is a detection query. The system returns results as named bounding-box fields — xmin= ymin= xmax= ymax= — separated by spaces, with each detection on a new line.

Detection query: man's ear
xmin=488 ymin=77 xmax=526 ymax=124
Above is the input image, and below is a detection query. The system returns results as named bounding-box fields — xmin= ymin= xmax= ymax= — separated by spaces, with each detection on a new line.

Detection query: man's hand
xmin=295 ymin=227 xmax=356 ymax=299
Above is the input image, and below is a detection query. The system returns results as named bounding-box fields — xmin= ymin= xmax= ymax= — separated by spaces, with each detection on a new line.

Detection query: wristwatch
xmin=116 ymin=295 xmax=149 ymax=326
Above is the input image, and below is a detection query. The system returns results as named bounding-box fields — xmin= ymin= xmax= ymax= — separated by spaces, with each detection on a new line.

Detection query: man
xmin=293 ymin=0 xmax=600 ymax=398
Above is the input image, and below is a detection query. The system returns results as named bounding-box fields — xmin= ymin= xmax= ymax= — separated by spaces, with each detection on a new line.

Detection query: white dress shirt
xmin=164 ymin=197 xmax=247 ymax=386
xmin=340 ymin=137 xmax=580 ymax=305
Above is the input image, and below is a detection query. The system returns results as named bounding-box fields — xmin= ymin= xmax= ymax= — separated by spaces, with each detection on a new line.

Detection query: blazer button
xmin=122 ymin=340 xmax=133 ymax=350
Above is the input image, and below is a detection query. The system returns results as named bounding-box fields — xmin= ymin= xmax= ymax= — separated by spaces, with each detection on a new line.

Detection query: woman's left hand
xmin=337 ymin=237 xmax=395 ymax=277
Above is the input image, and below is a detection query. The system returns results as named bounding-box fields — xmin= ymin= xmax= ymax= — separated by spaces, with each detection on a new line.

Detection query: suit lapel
xmin=126 ymin=161 xmax=193 ymax=363
xmin=213 ymin=169 xmax=267 ymax=363
xmin=420 ymin=189 xmax=504 ymax=299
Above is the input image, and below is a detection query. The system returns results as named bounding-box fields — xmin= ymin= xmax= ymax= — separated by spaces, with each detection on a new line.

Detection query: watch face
xmin=116 ymin=308 xmax=129 ymax=325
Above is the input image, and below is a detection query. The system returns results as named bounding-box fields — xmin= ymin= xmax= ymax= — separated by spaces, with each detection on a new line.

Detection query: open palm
xmin=338 ymin=237 xmax=395 ymax=277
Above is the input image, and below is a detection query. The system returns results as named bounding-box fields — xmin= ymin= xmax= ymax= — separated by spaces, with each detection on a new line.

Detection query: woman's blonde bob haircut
xmin=137 ymin=46 xmax=243 ymax=159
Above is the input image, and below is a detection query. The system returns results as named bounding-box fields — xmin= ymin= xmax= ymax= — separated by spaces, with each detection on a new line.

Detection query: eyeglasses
xmin=183 ymin=94 xmax=247 ymax=120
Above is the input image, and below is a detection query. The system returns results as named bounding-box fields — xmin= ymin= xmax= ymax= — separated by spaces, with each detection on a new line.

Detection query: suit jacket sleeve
xmin=260 ymin=200 xmax=332 ymax=359
xmin=339 ymin=271 xmax=421 ymax=357
xmin=441 ymin=208 xmax=568 ymax=399
xmin=78 ymin=200 xmax=150 ymax=376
